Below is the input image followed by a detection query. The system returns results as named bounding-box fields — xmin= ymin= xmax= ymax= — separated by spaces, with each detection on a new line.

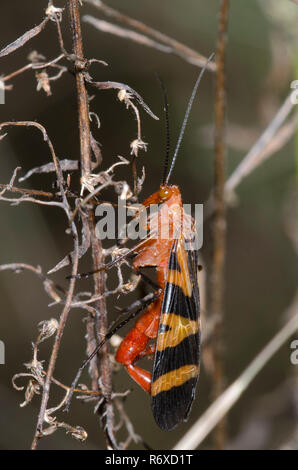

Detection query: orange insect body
xmin=115 ymin=183 xmax=194 ymax=397
xmin=113 ymin=57 xmax=212 ymax=428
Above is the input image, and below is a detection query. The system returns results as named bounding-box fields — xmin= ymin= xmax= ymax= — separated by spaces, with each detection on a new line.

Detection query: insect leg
xmin=136 ymin=343 xmax=156 ymax=359
xmin=115 ymin=297 xmax=161 ymax=394
xmin=108 ymin=290 xmax=161 ymax=333
xmin=64 ymin=291 xmax=160 ymax=411
xmin=108 ymin=269 xmax=161 ymax=332
xmin=134 ymin=269 xmax=160 ymax=291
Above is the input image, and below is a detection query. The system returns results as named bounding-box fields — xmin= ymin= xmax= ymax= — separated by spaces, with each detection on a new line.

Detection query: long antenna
xmin=156 ymin=73 xmax=170 ymax=185
xmin=165 ymin=52 xmax=215 ymax=184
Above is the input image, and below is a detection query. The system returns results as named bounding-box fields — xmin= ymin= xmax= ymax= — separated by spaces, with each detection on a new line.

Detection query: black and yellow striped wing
xmin=151 ymin=237 xmax=200 ymax=430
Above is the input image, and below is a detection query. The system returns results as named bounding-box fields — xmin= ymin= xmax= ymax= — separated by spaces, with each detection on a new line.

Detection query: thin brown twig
xmin=53 ymin=11 xmax=67 ymax=52
xmin=1 ymin=0 xmax=145 ymax=450
xmin=114 ymin=398 xmax=142 ymax=449
xmin=2 ymin=54 xmax=66 ymax=83
xmin=69 ymin=0 xmax=101 ymax=403
xmin=83 ymin=16 xmax=173 ymax=53
xmin=12 ymin=121 xmax=82 ymax=449
xmin=69 ymin=4 xmax=92 ymax=178
xmin=0 ymin=122 xmax=64 ymax=197
xmin=89 ymin=211 xmax=117 ymax=449
xmin=85 ymin=76 xmax=159 ymax=120
xmin=0 ymin=262 xmax=67 ymax=308
xmin=2 ymin=63 xmax=32 ymax=82
xmin=12 ymin=370 xmax=102 ymax=397
xmin=0 ymin=184 xmax=56 ymax=199
xmin=30 ymin=237 xmax=79 ymax=450
xmin=0 ymin=17 xmax=50 ymax=58
xmin=209 ymin=0 xmax=229 ymax=450
xmin=0 ymin=193 xmax=64 ymax=208
xmin=84 ymin=0 xmax=216 ymax=72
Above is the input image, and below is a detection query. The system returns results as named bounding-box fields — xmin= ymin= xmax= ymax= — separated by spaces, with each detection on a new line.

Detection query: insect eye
xmin=159 ymin=187 xmax=170 ymax=200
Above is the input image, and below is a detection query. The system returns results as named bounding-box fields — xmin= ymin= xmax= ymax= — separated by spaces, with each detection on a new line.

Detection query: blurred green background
xmin=0 ymin=0 xmax=297 ymax=450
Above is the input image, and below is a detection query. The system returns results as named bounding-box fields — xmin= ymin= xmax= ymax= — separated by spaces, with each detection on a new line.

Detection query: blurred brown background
xmin=0 ymin=0 xmax=297 ymax=450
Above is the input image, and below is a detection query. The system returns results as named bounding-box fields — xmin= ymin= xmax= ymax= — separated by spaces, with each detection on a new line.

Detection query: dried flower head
xmin=45 ymin=5 xmax=64 ymax=22
xmin=130 ymin=138 xmax=148 ymax=157
xmin=24 ymin=357 xmax=44 ymax=380
xmin=20 ymin=379 xmax=40 ymax=408
xmin=118 ymin=89 xmax=133 ymax=105
xmin=70 ymin=426 xmax=88 ymax=442
xmin=37 ymin=318 xmax=58 ymax=344
xmin=28 ymin=51 xmax=46 ymax=63
xmin=36 ymin=71 xmax=51 ymax=96
xmin=80 ymin=172 xmax=108 ymax=195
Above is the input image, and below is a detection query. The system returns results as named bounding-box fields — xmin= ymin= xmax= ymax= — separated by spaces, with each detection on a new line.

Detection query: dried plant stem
xmin=21 ymin=120 xmax=81 ymax=448
xmin=68 ymin=0 xmax=115 ymax=448
xmin=69 ymin=0 xmax=99 ymax=389
xmin=210 ymin=0 xmax=229 ymax=449
xmin=0 ymin=17 xmax=49 ymax=58
xmin=0 ymin=121 xmax=81 ymax=450
xmin=174 ymin=290 xmax=298 ymax=450
xmin=83 ymin=16 xmax=173 ymax=53
xmin=2 ymin=54 xmax=66 ymax=83
xmin=0 ymin=184 xmax=57 ymax=199
xmin=89 ymin=213 xmax=116 ymax=448
xmin=31 ymin=233 xmax=79 ymax=450
xmin=203 ymin=94 xmax=298 ymax=220
xmin=84 ymin=0 xmax=216 ymax=72
xmin=69 ymin=0 xmax=91 ymax=176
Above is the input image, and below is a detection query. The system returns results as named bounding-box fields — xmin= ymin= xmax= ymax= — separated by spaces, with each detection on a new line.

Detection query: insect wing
xmin=151 ymin=237 xmax=200 ymax=430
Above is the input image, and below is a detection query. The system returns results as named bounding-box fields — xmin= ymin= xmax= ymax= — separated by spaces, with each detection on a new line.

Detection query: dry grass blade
xmin=83 ymin=16 xmax=173 ymax=53
xmin=85 ymin=75 xmax=159 ymax=120
xmin=225 ymin=91 xmax=295 ymax=200
xmin=0 ymin=18 xmax=49 ymax=58
xmin=85 ymin=0 xmax=216 ymax=71
xmin=174 ymin=290 xmax=298 ymax=450
xmin=203 ymin=94 xmax=298 ymax=220
xmin=19 ymin=159 xmax=79 ymax=182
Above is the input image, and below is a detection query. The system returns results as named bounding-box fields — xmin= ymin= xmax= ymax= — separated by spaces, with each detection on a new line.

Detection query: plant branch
xmin=68 ymin=0 xmax=116 ymax=449
xmin=83 ymin=16 xmax=173 ymax=53
xmin=224 ymin=91 xmax=295 ymax=200
xmin=84 ymin=0 xmax=216 ymax=72
xmin=203 ymin=95 xmax=298 ymax=220
xmin=209 ymin=0 xmax=229 ymax=449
